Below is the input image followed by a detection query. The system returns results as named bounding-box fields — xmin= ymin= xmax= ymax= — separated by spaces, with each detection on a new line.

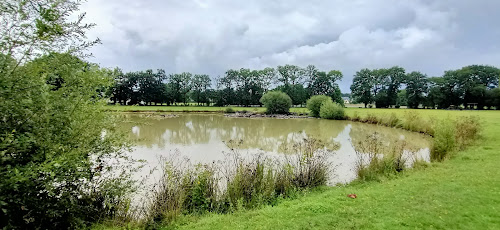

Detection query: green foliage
xmin=354 ymin=133 xmax=409 ymax=182
xmin=306 ymin=95 xmax=332 ymax=117
xmin=0 ymin=53 xmax=134 ymax=229
xmin=225 ymin=107 xmax=235 ymax=113
xmin=350 ymin=69 xmax=374 ymax=108
xmin=431 ymin=119 xmax=457 ymax=161
xmin=260 ymin=91 xmax=292 ymax=114
xmin=145 ymin=138 xmax=331 ymax=226
xmin=319 ymin=100 xmax=345 ymax=120
xmin=0 ymin=2 xmax=134 ymax=228
xmin=396 ymin=89 xmax=408 ymax=107
xmin=405 ymin=71 xmax=428 ymax=108
xmin=454 ymin=116 xmax=481 ymax=150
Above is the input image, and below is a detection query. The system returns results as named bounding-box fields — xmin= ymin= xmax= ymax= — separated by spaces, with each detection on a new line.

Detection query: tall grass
xmin=354 ymin=132 xmax=415 ymax=181
xmin=140 ymin=138 xmax=333 ymax=226
xmin=352 ymin=112 xmax=482 ymax=179
xmin=431 ymin=115 xmax=481 ymax=161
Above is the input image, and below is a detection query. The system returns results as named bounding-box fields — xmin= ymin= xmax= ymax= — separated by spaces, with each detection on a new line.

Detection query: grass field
xmin=101 ymin=107 xmax=500 ymax=229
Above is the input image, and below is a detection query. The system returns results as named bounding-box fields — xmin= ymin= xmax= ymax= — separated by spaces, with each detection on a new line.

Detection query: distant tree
xmin=191 ymin=74 xmax=211 ymax=105
xmin=372 ymin=67 xmax=405 ymax=108
xmin=351 ymin=69 xmax=374 ymax=108
xmin=486 ymin=88 xmax=500 ymax=109
xmin=308 ymin=70 xmax=343 ymax=96
xmin=405 ymin=71 xmax=428 ymax=108
xmin=170 ymin=72 xmax=192 ymax=105
xmin=396 ymin=89 xmax=408 ymax=107
xmin=259 ymin=67 xmax=276 ymax=92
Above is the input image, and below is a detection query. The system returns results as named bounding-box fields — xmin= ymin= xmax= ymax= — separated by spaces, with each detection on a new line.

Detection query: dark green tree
xmin=405 ymin=71 xmax=428 ymax=108
xmin=350 ymin=69 xmax=374 ymax=108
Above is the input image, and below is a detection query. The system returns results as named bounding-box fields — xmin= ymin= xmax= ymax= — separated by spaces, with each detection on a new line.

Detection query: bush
xmin=260 ymin=91 xmax=292 ymax=114
xmin=319 ymin=100 xmax=345 ymax=120
xmin=225 ymin=107 xmax=235 ymax=113
xmin=307 ymin=95 xmax=332 ymax=117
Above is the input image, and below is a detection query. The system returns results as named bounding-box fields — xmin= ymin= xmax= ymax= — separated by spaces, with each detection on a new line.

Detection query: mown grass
xmin=155 ymin=109 xmax=500 ymax=229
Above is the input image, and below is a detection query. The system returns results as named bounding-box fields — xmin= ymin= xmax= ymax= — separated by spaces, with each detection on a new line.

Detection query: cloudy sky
xmin=81 ymin=0 xmax=500 ymax=92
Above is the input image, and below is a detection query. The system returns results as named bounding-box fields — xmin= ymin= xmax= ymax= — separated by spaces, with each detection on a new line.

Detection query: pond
xmin=120 ymin=113 xmax=431 ymax=185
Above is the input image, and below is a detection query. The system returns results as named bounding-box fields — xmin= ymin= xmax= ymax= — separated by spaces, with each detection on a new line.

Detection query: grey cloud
xmin=81 ymin=0 xmax=500 ymax=92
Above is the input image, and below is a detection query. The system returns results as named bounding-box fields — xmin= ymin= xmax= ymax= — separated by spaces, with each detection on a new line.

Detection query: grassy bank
xmin=105 ymin=105 xmax=308 ymax=114
xmin=153 ymin=109 xmax=499 ymax=229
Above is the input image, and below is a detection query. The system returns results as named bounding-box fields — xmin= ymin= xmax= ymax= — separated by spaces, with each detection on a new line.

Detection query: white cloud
xmin=80 ymin=0 xmax=500 ymax=92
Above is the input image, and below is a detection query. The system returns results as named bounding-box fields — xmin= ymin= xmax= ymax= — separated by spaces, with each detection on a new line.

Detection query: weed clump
xmin=454 ymin=116 xmax=481 ymax=150
xmin=354 ymin=132 xmax=414 ymax=181
xmin=430 ymin=116 xmax=481 ymax=161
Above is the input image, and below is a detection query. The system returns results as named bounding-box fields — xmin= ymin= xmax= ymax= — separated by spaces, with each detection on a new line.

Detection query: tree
xmin=486 ymin=88 xmax=500 ymax=109
xmin=405 ymin=71 xmax=428 ymax=108
xmin=191 ymin=74 xmax=211 ymax=105
xmin=1 ymin=1 xmax=131 ymax=228
xmin=276 ymin=84 xmax=309 ymax=106
xmin=351 ymin=69 xmax=374 ymax=108
xmin=396 ymin=89 xmax=408 ymax=108
xmin=456 ymin=65 xmax=500 ymax=109
xmin=259 ymin=67 xmax=276 ymax=92
xmin=260 ymin=91 xmax=292 ymax=114
xmin=371 ymin=67 xmax=405 ymax=108
xmin=277 ymin=65 xmax=307 ymax=105
xmin=308 ymin=69 xmax=343 ymax=96
xmin=170 ymin=72 xmax=192 ymax=105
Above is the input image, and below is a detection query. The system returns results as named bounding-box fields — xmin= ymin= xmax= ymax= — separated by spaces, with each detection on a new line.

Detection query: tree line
xmin=108 ymin=64 xmax=500 ymax=110
xmin=351 ymin=65 xmax=500 ymax=109
xmin=107 ymin=64 xmax=344 ymax=107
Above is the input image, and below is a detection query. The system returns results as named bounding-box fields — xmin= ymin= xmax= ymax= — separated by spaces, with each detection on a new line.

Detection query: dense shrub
xmin=0 ymin=55 xmax=134 ymax=229
xmin=319 ymin=100 xmax=345 ymax=120
xmin=306 ymin=95 xmax=332 ymax=117
xmin=225 ymin=107 xmax=235 ymax=113
xmin=260 ymin=91 xmax=292 ymax=114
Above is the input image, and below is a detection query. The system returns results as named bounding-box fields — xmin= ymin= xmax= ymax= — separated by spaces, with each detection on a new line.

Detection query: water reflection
xmin=120 ymin=113 xmax=431 ymax=184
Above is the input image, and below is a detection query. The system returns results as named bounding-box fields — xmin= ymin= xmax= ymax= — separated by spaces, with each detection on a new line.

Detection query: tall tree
xmin=191 ymin=74 xmax=211 ymax=105
xmin=405 ymin=71 xmax=428 ymax=109
xmin=169 ymin=72 xmax=192 ymax=105
xmin=351 ymin=69 xmax=374 ymax=108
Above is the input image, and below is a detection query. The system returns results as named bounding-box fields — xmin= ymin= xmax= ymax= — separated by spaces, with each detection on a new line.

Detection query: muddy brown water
xmin=120 ymin=113 xmax=431 ymax=185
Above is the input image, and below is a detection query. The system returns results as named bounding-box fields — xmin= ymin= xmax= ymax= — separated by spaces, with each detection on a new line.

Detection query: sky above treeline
xmin=81 ymin=0 xmax=500 ymax=92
